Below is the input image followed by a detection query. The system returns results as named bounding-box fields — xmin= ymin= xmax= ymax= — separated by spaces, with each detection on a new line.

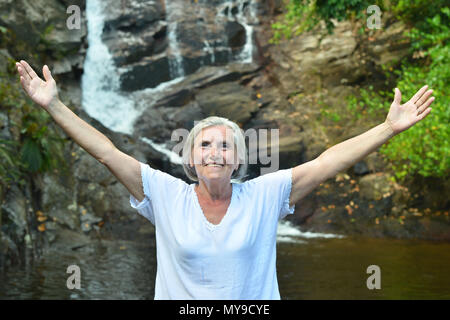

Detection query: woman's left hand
xmin=385 ymin=85 xmax=435 ymax=135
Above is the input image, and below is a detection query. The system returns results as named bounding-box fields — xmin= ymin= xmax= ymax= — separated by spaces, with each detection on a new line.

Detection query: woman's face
xmin=190 ymin=125 xmax=238 ymax=183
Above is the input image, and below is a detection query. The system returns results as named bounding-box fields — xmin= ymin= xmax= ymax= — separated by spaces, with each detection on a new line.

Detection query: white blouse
xmin=130 ymin=162 xmax=295 ymax=299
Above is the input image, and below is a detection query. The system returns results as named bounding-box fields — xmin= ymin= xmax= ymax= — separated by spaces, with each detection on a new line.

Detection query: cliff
xmin=0 ymin=0 xmax=448 ymax=271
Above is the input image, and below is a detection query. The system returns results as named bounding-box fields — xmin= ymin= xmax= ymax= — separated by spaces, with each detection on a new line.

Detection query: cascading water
xmin=217 ymin=0 xmax=258 ymax=63
xmin=163 ymin=0 xmax=258 ymax=77
xmin=81 ymin=0 xmax=138 ymax=135
xmin=164 ymin=0 xmax=185 ymax=79
xmin=82 ymin=0 xmax=258 ymax=134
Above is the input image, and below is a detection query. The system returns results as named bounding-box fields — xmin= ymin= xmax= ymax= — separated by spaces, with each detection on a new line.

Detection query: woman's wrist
xmin=383 ymin=119 xmax=397 ymax=138
xmin=45 ymin=97 xmax=62 ymax=114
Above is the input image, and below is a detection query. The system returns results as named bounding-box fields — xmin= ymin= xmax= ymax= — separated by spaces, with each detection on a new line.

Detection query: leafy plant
xmin=272 ymin=1 xmax=449 ymax=181
xmin=346 ymin=7 xmax=449 ymax=180
xmin=270 ymin=0 xmax=371 ymax=43
xmin=271 ymin=0 xmax=318 ymax=43
xmin=381 ymin=7 xmax=449 ymax=180
xmin=0 ymin=74 xmax=67 ymax=189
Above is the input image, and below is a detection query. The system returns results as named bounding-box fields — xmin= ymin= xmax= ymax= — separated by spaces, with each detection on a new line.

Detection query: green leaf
xmin=20 ymin=138 xmax=43 ymax=172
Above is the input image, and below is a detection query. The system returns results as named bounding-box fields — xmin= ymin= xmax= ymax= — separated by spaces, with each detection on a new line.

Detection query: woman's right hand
xmin=16 ymin=60 xmax=59 ymax=110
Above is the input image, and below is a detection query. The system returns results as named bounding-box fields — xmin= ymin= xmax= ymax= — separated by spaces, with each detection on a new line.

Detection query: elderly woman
xmin=15 ymin=61 xmax=434 ymax=299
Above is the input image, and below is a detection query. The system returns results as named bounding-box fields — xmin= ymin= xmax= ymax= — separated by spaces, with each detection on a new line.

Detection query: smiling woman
xmin=182 ymin=116 xmax=248 ymax=183
xmin=128 ymin=116 xmax=296 ymax=299
xmin=15 ymin=59 xmax=435 ymax=300
xmin=186 ymin=120 xmax=244 ymax=225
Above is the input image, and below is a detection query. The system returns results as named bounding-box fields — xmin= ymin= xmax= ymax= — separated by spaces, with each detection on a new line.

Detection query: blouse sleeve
xmin=273 ymin=168 xmax=296 ymax=220
xmin=250 ymin=168 xmax=296 ymax=220
xmin=129 ymin=162 xmax=185 ymax=225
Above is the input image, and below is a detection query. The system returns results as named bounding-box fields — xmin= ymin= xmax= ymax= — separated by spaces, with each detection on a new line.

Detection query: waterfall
xmin=235 ymin=0 xmax=258 ymax=63
xmin=216 ymin=0 xmax=258 ymax=63
xmin=164 ymin=0 xmax=185 ymax=79
xmin=163 ymin=0 xmax=258 ymax=77
xmin=81 ymin=0 xmax=138 ymax=135
xmin=140 ymin=137 xmax=183 ymax=165
xmin=81 ymin=0 xmax=258 ymax=136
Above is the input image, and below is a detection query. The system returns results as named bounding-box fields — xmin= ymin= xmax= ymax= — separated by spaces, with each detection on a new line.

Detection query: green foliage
xmin=391 ymin=0 xmax=449 ymax=28
xmin=314 ymin=0 xmax=369 ymax=32
xmin=272 ymin=0 xmax=449 ymax=181
xmin=19 ymin=103 xmax=67 ymax=174
xmin=346 ymin=7 xmax=450 ymax=181
xmin=0 ymin=25 xmax=68 ymax=191
xmin=0 ymin=74 xmax=67 ymax=189
xmin=270 ymin=0 xmax=371 ymax=42
xmin=0 ymin=138 xmax=26 ymax=186
xmin=382 ymin=7 xmax=449 ymax=180
xmin=346 ymin=85 xmax=389 ymax=121
xmin=270 ymin=0 xmax=449 ymax=40
xmin=271 ymin=0 xmax=318 ymax=43
xmin=317 ymin=99 xmax=342 ymax=123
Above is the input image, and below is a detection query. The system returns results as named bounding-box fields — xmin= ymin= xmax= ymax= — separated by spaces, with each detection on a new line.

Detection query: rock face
xmin=0 ymin=0 xmax=448 ymax=270
xmin=264 ymin=16 xmax=448 ymax=240
xmin=101 ymin=0 xmax=263 ymax=91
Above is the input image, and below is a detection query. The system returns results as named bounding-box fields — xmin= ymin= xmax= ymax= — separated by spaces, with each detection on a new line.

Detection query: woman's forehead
xmin=196 ymin=125 xmax=234 ymax=141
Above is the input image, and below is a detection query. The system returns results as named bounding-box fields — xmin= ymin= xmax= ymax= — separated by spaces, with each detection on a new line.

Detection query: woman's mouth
xmin=204 ymin=163 xmax=224 ymax=167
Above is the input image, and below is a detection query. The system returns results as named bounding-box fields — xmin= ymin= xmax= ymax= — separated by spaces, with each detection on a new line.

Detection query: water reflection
xmin=277 ymin=236 xmax=450 ymax=300
xmin=1 ymin=230 xmax=449 ymax=299
xmin=0 ymin=239 xmax=156 ymax=300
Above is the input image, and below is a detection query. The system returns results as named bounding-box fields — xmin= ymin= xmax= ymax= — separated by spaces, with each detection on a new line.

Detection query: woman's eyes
xmin=201 ymin=142 xmax=229 ymax=148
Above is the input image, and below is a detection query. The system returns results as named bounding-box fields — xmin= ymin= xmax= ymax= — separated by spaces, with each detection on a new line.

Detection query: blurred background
xmin=0 ymin=0 xmax=449 ymax=299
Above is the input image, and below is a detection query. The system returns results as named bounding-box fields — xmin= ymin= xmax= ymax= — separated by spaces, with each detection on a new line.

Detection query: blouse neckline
xmin=191 ymin=183 xmax=236 ymax=231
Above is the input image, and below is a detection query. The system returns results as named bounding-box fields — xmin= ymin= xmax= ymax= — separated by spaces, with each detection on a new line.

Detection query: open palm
xmin=16 ymin=60 xmax=59 ymax=109
xmin=385 ymin=85 xmax=435 ymax=135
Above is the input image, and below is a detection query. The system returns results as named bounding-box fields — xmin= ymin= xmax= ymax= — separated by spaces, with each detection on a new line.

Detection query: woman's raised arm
xmin=289 ymin=85 xmax=435 ymax=207
xmin=16 ymin=60 xmax=144 ymax=201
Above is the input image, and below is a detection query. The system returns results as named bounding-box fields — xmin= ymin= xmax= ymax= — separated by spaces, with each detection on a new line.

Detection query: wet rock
xmin=225 ymin=21 xmax=247 ymax=48
xmin=270 ymin=13 xmax=410 ymax=92
xmin=40 ymin=172 xmax=79 ymax=230
xmin=1 ymin=186 xmax=28 ymax=240
xmin=358 ymin=173 xmax=393 ymax=201
xmin=79 ymin=205 xmax=102 ymax=233
xmin=100 ymin=0 xmax=262 ymax=91
xmin=120 ymin=55 xmax=172 ymax=91
xmin=132 ymin=63 xmax=262 ymax=143
xmin=0 ymin=111 xmax=12 ymax=141
xmin=195 ymin=82 xmax=258 ymax=124
xmin=353 ymin=161 xmax=370 ymax=176
xmin=0 ymin=231 xmax=20 ymax=268
xmin=0 ymin=0 xmax=86 ymax=66
xmin=102 ymin=0 xmax=164 ymax=34
xmin=0 ymin=49 xmax=13 ymax=74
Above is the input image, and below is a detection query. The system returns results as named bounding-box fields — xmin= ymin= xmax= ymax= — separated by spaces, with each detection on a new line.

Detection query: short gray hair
xmin=182 ymin=116 xmax=248 ymax=182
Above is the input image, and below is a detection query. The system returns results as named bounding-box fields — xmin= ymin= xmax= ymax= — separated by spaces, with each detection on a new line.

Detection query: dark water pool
xmin=1 ymin=225 xmax=449 ymax=299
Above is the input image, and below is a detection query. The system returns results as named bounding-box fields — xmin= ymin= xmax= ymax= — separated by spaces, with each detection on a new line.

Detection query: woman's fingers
xmin=16 ymin=63 xmax=31 ymax=83
xmin=417 ymin=96 xmax=435 ymax=115
xmin=19 ymin=76 xmax=31 ymax=95
xmin=20 ymin=60 xmax=39 ymax=79
xmin=415 ymin=89 xmax=433 ymax=107
xmin=42 ymin=65 xmax=53 ymax=82
xmin=410 ymin=85 xmax=428 ymax=105
xmin=393 ymin=88 xmax=402 ymax=105
xmin=417 ymin=107 xmax=432 ymax=122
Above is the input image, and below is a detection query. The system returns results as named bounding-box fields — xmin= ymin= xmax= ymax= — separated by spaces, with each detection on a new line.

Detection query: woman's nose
xmin=210 ymin=146 xmax=217 ymax=157
xmin=208 ymin=146 xmax=222 ymax=159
